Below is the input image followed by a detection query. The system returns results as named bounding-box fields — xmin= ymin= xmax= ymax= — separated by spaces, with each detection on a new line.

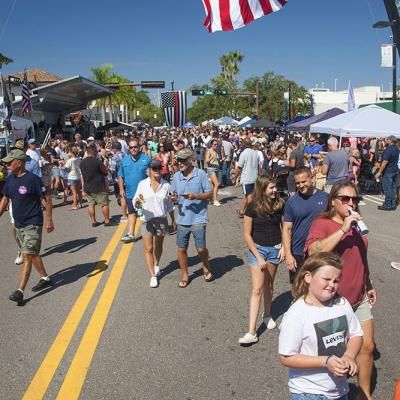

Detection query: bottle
xmin=135 ymin=195 xmax=144 ymax=217
xmin=348 ymin=207 xmax=369 ymax=236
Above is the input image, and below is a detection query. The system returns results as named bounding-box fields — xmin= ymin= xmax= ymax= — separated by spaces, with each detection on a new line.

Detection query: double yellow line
xmin=23 ymin=223 xmax=136 ymax=400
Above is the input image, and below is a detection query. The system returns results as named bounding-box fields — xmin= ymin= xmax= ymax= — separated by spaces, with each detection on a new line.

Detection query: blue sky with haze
xmin=0 ymin=0 xmax=395 ymax=97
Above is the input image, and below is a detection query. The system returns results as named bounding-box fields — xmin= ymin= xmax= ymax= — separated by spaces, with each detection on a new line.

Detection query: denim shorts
xmin=177 ymin=224 xmax=206 ymax=249
xmin=206 ymin=167 xmax=218 ymax=178
xmin=126 ymin=198 xmax=136 ymax=215
xmin=291 ymin=393 xmax=348 ymax=400
xmin=247 ymin=243 xmax=280 ymax=266
xmin=67 ymin=179 xmax=80 ymax=186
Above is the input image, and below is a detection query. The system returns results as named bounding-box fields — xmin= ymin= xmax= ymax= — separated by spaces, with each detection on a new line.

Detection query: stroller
xmin=358 ymin=159 xmax=381 ymax=194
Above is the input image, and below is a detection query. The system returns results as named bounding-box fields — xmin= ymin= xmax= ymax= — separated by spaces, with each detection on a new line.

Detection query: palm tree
xmin=219 ymin=51 xmax=244 ymax=88
xmin=0 ymin=53 xmax=13 ymax=69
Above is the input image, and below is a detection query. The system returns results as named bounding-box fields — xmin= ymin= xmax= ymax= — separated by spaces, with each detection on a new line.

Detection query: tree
xmin=0 ymin=52 xmax=13 ymax=69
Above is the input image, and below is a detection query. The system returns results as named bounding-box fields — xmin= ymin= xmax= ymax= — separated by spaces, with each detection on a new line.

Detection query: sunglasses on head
xmin=336 ymin=195 xmax=362 ymax=204
xmin=129 ymin=145 xmax=139 ymax=149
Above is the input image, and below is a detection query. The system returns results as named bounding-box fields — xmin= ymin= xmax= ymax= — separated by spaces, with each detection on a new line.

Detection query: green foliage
xmin=187 ymin=54 xmax=311 ymax=124
xmin=0 ymin=52 xmax=13 ymax=68
xmin=90 ymin=64 xmax=162 ymax=124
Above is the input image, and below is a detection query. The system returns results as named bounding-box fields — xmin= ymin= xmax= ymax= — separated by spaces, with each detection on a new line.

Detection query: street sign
xmin=214 ymin=90 xmax=228 ymax=95
xmin=140 ymin=81 xmax=165 ymax=88
xmin=192 ymin=89 xmax=205 ymax=96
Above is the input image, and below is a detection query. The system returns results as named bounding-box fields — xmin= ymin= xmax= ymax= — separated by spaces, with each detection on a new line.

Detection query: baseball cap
xmin=13 ymin=140 xmax=25 ymax=150
xmin=149 ymin=159 xmax=162 ymax=169
xmin=28 ymin=138 xmax=37 ymax=145
xmin=2 ymin=149 xmax=27 ymax=163
xmin=87 ymin=136 xmax=95 ymax=141
xmin=111 ymin=142 xmax=122 ymax=150
xmin=175 ymin=148 xmax=193 ymax=160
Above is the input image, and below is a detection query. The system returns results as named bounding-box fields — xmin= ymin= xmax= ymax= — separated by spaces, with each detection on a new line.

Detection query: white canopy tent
xmin=0 ymin=109 xmax=35 ymax=140
xmin=310 ymin=105 xmax=400 ymax=139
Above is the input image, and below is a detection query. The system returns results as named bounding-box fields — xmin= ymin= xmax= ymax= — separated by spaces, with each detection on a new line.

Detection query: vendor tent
xmin=250 ymin=118 xmax=274 ymax=128
xmin=287 ymin=108 xmax=344 ymax=132
xmin=310 ymin=105 xmax=400 ymax=138
xmin=0 ymin=109 xmax=34 ymax=140
xmin=238 ymin=116 xmax=256 ymax=126
xmin=359 ymin=100 xmax=400 ymax=114
xmin=213 ymin=116 xmax=239 ymax=126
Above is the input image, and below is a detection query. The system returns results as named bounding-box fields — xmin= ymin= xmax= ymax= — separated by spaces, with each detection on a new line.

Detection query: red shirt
xmin=305 ymin=217 xmax=368 ymax=307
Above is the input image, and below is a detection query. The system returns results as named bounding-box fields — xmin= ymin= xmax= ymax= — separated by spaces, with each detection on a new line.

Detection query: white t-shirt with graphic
xmin=279 ymin=297 xmax=363 ymax=399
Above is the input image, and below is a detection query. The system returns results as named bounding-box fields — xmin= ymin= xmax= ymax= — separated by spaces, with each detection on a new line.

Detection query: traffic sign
xmin=140 ymin=81 xmax=165 ymax=88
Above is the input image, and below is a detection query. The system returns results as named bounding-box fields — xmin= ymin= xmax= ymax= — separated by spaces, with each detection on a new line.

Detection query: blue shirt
xmin=283 ymin=190 xmax=328 ymax=256
xmin=118 ymin=152 xmax=151 ymax=198
xmin=170 ymin=167 xmax=212 ymax=225
xmin=2 ymin=171 xmax=45 ymax=228
xmin=304 ymin=143 xmax=324 ymax=167
xmin=382 ymin=144 xmax=400 ymax=174
xmin=25 ymin=156 xmax=41 ymax=177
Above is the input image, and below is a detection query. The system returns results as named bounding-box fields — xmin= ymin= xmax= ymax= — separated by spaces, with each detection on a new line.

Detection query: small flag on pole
xmin=1 ymin=72 xmax=13 ymax=130
xmin=202 ymin=0 xmax=287 ymax=33
xmin=347 ymin=81 xmax=355 ymax=112
xmin=161 ymin=91 xmax=187 ymax=127
xmin=21 ymin=69 xmax=32 ymax=115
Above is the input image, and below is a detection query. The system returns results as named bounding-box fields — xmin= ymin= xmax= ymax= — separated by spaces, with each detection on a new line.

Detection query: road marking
xmin=22 ymin=223 xmax=126 ymax=400
xmin=56 ymin=240 xmax=134 ymax=399
xmin=363 ymin=194 xmax=382 ymax=205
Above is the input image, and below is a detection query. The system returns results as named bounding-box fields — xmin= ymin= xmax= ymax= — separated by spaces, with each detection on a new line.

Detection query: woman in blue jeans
xmin=239 ymin=174 xmax=285 ymax=345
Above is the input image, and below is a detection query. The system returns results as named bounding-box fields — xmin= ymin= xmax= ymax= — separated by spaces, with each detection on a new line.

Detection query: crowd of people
xmin=1 ymin=124 xmax=399 ymax=400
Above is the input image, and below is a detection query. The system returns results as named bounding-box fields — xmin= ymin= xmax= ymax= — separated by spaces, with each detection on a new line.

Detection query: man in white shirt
xmin=26 ymin=138 xmax=40 ymax=163
xmin=234 ymin=138 xmax=259 ymax=217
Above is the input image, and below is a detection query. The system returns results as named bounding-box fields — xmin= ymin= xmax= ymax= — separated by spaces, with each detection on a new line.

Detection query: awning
xmin=13 ymin=76 xmax=114 ymax=114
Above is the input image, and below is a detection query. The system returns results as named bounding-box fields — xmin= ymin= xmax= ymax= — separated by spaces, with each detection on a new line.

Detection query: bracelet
xmin=325 ymin=355 xmax=333 ymax=366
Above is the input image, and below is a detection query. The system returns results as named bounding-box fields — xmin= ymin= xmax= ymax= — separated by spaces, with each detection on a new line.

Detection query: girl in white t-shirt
xmin=279 ymin=252 xmax=363 ymax=400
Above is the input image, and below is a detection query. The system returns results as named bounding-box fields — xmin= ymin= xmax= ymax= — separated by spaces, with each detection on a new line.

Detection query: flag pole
xmin=1 ymin=70 xmax=11 ymax=154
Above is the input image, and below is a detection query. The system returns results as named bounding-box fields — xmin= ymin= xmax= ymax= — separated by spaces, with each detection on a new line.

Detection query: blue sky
xmin=0 ymin=0 xmax=395 ymax=98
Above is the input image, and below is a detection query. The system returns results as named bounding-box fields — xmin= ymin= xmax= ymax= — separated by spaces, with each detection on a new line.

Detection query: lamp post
xmin=373 ymin=20 xmax=397 ymax=113
xmin=334 ymin=78 xmax=338 ymax=92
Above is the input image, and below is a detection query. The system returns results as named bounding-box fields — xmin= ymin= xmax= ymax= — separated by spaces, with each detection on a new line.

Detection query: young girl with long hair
xmin=239 ymin=174 xmax=285 ymax=345
xmin=279 ymin=252 xmax=363 ymax=400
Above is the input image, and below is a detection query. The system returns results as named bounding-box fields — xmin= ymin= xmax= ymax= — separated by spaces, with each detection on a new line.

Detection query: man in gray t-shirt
xmin=234 ymin=138 xmax=259 ymax=216
xmin=322 ymin=137 xmax=349 ymax=192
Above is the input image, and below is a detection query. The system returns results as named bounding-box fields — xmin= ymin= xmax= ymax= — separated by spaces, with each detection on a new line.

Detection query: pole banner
xmin=381 ymin=44 xmax=393 ymax=68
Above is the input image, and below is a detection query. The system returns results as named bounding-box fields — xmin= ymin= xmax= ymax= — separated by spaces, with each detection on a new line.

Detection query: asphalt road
xmin=0 ymin=188 xmax=399 ymax=400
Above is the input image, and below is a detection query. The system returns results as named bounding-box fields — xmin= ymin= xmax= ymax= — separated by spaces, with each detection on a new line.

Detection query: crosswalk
xmin=362 ymin=194 xmax=384 ymax=205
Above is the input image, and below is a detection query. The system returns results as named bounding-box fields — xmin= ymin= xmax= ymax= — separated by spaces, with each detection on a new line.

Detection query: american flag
xmin=21 ymin=69 xmax=32 ymax=115
xmin=203 ymin=0 xmax=287 ymax=33
xmin=161 ymin=91 xmax=187 ymax=127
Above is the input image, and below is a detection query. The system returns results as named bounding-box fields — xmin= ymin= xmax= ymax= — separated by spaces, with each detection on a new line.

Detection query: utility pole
xmin=256 ymin=82 xmax=259 ymax=119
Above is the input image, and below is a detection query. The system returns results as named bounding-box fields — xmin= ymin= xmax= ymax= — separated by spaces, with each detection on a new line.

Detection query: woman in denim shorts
xmin=239 ymin=175 xmax=285 ymax=345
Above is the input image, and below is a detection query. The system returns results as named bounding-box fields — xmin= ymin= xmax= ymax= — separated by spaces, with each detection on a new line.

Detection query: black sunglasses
xmin=129 ymin=145 xmax=139 ymax=149
xmin=177 ymin=158 xmax=188 ymax=163
xmin=151 ymin=166 xmax=162 ymax=170
xmin=336 ymin=195 xmax=362 ymax=204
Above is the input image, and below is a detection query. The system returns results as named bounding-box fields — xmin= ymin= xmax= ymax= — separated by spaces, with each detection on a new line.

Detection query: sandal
xmin=178 ymin=279 xmax=190 ymax=288
xmin=204 ymin=272 xmax=214 ymax=282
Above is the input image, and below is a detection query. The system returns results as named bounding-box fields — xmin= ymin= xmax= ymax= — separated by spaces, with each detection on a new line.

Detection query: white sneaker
xmin=150 ymin=276 xmax=158 ymax=288
xmin=238 ymin=332 xmax=258 ymax=345
xmin=154 ymin=266 xmax=161 ymax=277
xmin=15 ymin=251 xmax=23 ymax=265
xmin=213 ymin=200 xmax=221 ymax=207
xmin=265 ymin=317 xmax=277 ymax=330
xmin=391 ymin=261 xmax=400 ymax=271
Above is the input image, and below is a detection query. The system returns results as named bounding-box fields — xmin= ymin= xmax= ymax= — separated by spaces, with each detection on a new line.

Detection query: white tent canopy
xmin=0 ymin=109 xmax=34 ymax=140
xmin=310 ymin=105 xmax=400 ymax=138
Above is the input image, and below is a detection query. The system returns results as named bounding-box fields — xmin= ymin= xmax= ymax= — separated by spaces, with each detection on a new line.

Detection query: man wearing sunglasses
xmin=118 ymin=139 xmax=151 ymax=243
xmin=304 ymin=135 xmax=324 ymax=168
xmin=169 ymin=148 xmax=213 ymax=288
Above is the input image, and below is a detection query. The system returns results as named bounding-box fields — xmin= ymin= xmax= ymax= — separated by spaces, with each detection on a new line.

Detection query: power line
xmin=0 ymin=0 xmax=18 ymax=43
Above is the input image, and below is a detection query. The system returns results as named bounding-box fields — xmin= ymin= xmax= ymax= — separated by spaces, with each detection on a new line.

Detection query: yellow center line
xmin=22 ymin=223 xmax=126 ymax=400
xmin=56 ymin=240 xmax=135 ymax=399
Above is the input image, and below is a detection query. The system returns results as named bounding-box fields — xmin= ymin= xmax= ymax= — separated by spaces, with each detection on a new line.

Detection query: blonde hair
xmin=292 ymin=252 xmax=343 ymax=302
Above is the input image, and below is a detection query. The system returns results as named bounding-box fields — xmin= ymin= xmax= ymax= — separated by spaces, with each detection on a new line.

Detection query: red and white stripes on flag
xmin=161 ymin=91 xmax=187 ymax=127
xmin=202 ymin=0 xmax=287 ymax=33
xmin=21 ymin=70 xmax=32 ymax=115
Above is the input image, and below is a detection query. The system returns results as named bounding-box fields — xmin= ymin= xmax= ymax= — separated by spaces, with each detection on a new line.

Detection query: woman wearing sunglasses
xmin=305 ymin=181 xmax=376 ymax=400
xmin=133 ymin=159 xmax=176 ymax=288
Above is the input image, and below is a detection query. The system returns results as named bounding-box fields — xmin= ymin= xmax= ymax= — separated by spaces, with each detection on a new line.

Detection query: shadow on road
xmin=219 ymin=196 xmax=238 ymax=204
xmin=271 ymin=290 xmax=292 ymax=321
xmin=41 ymin=237 xmax=97 ymax=257
xmin=21 ymin=259 xmax=108 ymax=305
xmin=160 ymin=254 xmax=243 ymax=282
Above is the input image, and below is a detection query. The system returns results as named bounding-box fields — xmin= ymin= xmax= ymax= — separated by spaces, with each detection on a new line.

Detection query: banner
xmin=381 ymin=44 xmax=393 ymax=68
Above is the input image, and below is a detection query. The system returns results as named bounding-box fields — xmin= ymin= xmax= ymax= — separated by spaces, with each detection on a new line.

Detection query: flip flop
xmin=204 ymin=272 xmax=214 ymax=282
xmin=178 ymin=279 xmax=190 ymax=288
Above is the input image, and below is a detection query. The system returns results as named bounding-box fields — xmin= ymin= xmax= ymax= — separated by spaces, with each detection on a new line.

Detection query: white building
xmin=309 ymin=86 xmax=393 ymax=114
